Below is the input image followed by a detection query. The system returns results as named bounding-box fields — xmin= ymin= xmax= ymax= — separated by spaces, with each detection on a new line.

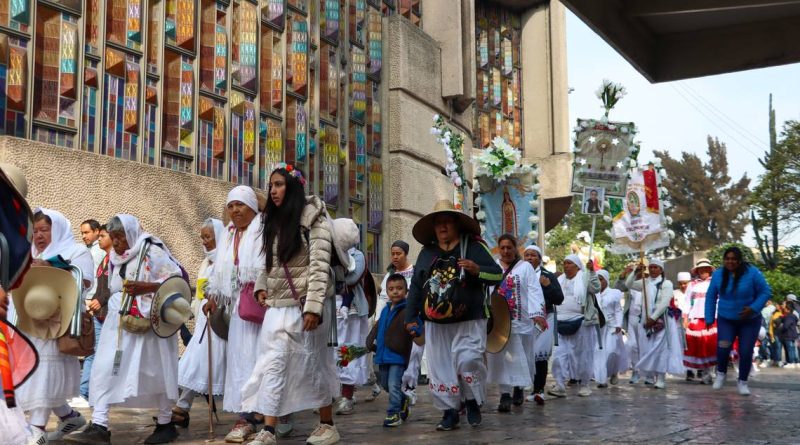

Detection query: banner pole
xmin=587 ymin=215 xmax=597 ymax=266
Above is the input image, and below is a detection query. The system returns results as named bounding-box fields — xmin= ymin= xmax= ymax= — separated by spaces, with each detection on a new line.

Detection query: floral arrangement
xmin=336 ymin=344 xmax=369 ymax=368
xmin=430 ymin=114 xmax=466 ymax=189
xmin=571 ymin=119 xmax=640 ymax=190
xmin=473 ymin=136 xmax=522 ymax=182
xmin=596 ymin=79 xmax=627 ymax=118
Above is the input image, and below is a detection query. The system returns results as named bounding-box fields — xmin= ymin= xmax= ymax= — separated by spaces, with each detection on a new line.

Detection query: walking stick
xmin=206 ymin=317 xmax=215 ymax=440
xmin=587 ymin=216 xmax=603 ymax=350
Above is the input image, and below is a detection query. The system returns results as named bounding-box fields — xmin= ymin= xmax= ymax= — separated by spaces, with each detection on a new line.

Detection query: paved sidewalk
xmin=56 ymin=367 xmax=800 ymax=444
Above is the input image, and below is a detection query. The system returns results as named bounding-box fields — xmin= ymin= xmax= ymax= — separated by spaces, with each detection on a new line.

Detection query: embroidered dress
xmin=89 ymin=216 xmax=182 ymax=418
xmin=683 ymin=278 xmax=717 ymax=370
xmin=593 ymin=287 xmax=628 ymax=384
xmin=487 ymin=260 xmax=544 ymax=391
xmin=15 ymin=208 xmax=95 ymax=413
xmin=425 ymin=319 xmax=488 ymax=410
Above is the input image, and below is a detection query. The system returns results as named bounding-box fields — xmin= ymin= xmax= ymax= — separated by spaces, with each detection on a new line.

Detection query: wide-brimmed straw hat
xmin=1 ymin=164 xmax=33 ymax=289
xmin=412 ymin=200 xmax=481 ymax=245
xmin=150 ymin=276 xmax=192 ymax=338
xmin=12 ymin=266 xmax=79 ymax=339
xmin=692 ymin=259 xmax=714 ymax=274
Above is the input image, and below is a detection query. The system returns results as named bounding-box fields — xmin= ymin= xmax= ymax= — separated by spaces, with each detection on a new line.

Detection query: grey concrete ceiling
xmin=560 ymin=0 xmax=800 ymax=82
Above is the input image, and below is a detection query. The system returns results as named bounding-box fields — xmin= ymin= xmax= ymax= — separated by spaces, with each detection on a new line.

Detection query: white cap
xmin=677 ymin=272 xmax=691 ymax=282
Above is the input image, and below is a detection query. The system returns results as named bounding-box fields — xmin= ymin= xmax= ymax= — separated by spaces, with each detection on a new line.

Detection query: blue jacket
xmin=372 ymin=300 xmax=412 ymax=366
xmin=705 ymin=265 xmax=771 ymax=323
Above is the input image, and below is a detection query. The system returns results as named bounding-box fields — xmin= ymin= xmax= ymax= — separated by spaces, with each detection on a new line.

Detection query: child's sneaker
xmin=400 ymin=396 xmax=411 ymax=421
xmin=383 ymin=414 xmax=403 ymax=427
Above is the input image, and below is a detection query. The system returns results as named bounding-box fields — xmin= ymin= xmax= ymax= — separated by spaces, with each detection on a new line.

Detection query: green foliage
xmin=777 ymin=246 xmax=800 ymax=277
xmin=762 ymin=270 xmax=800 ymax=303
xmin=654 ymin=137 xmax=750 ymax=255
xmin=708 ymin=242 xmax=757 ymax=267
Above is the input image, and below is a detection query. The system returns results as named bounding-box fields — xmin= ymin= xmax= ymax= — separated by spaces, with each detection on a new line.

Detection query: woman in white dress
xmin=15 ymin=208 xmax=94 ymax=444
xmin=205 ymin=186 xmax=266 ymax=442
xmin=65 ymin=214 xmax=184 ymax=445
xmin=173 ymin=218 xmax=227 ymax=426
xmin=487 ymin=235 xmax=545 ymax=411
xmin=241 ymin=165 xmax=340 ymax=445
xmin=593 ymin=270 xmax=628 ymax=387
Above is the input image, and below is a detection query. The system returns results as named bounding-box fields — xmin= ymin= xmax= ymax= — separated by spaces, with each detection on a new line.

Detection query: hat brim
xmin=151 ymin=276 xmax=191 ymax=338
xmin=12 ymin=267 xmax=79 ymax=340
xmin=412 ymin=209 xmax=481 ymax=245
xmin=1 ymin=169 xmax=33 ymax=289
xmin=691 ymin=263 xmax=715 ymax=274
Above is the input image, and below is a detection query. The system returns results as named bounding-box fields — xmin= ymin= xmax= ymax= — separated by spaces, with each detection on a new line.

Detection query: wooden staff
xmin=206 ymin=317 xmax=214 ymax=440
xmin=640 ymin=251 xmax=650 ymax=325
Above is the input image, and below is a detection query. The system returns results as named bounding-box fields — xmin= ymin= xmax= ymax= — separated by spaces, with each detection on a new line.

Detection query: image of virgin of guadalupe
xmin=627 ymin=190 xmax=641 ymax=217
xmin=501 ymin=186 xmax=518 ymax=236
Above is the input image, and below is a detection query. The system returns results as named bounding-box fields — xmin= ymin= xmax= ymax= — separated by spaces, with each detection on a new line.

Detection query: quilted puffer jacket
xmin=254 ymin=195 xmax=333 ymax=316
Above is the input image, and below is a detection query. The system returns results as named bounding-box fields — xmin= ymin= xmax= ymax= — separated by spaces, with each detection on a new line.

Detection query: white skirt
xmin=635 ymin=319 xmax=684 ymax=376
xmin=0 ymin=400 xmax=28 ymax=445
xmin=178 ymin=301 xmax=227 ymax=395
xmin=15 ymin=337 xmax=80 ymax=411
xmin=402 ymin=342 xmax=424 ymax=389
xmin=487 ymin=333 xmax=533 ymax=388
xmin=593 ymin=326 xmax=629 ymax=384
xmin=89 ymin=293 xmax=179 ymax=409
xmin=223 ymin=308 xmax=262 ymax=413
xmin=334 ymin=302 xmax=369 ymax=387
xmin=425 ymin=319 xmax=488 ymax=411
xmin=240 ymin=304 xmax=340 ymax=417
xmin=533 ymin=313 xmax=556 ymax=361
xmin=551 ymin=322 xmax=597 ymax=384
xmin=626 ymin=317 xmax=644 ymax=371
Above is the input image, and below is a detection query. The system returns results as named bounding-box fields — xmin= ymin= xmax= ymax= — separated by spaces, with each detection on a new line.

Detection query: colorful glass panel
xmin=288 ymin=16 xmax=307 ymax=96
xmin=348 ymin=123 xmax=366 ymax=200
xmin=349 ymin=0 xmax=365 ymax=45
xmin=0 ymin=34 xmax=27 ymax=137
xmin=368 ymin=157 xmax=382 ymax=231
xmin=198 ymin=96 xmax=226 ymax=180
xmin=102 ymin=49 xmax=140 ymax=160
xmin=166 ymin=0 xmax=195 ymax=51
xmin=230 ymin=91 xmax=256 ymax=185
xmin=85 ymin=0 xmax=101 ymax=54
xmin=106 ymin=0 xmax=142 ymax=51
xmin=258 ymin=116 xmax=283 ymax=188
xmin=81 ymin=59 xmax=99 ymax=152
xmin=319 ymin=123 xmax=339 ymax=206
xmin=259 ymin=29 xmax=282 ymax=114
xmin=163 ymin=50 xmax=194 ymax=154
xmin=367 ymin=7 xmax=381 ymax=75
xmin=0 ymin=0 xmax=30 ymax=32
xmin=32 ymin=8 xmax=78 ymax=130
xmin=201 ymin=0 xmax=227 ymax=94
xmin=264 ymin=0 xmax=285 ymax=28
xmin=144 ymin=78 xmax=158 ymax=165
xmin=350 ymin=45 xmax=366 ymax=122
xmin=147 ymin=0 xmax=161 ymax=74
xmin=232 ymin=0 xmax=257 ymax=91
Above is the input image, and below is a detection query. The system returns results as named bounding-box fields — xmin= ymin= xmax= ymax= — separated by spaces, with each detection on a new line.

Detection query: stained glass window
xmin=85 ymin=0 xmax=101 ymax=54
xmin=106 ymin=0 xmax=142 ymax=51
xmin=288 ymin=0 xmax=307 ymax=13
xmin=230 ymin=91 xmax=256 ymax=185
xmin=288 ymin=14 xmax=307 ymax=96
xmin=81 ymin=59 xmax=99 ymax=152
xmin=166 ymin=0 xmax=195 ymax=51
xmin=33 ymin=126 xmax=74 ymax=147
xmin=144 ymin=78 xmax=158 ymax=165
xmin=232 ymin=0 xmax=257 ymax=91
xmin=348 ymin=123 xmax=365 ymax=200
xmin=367 ymin=80 xmax=380 ymax=154
xmin=475 ymin=1 xmax=522 ymax=149
xmin=102 ymin=48 xmax=140 ymax=160
xmin=319 ymin=43 xmax=338 ymax=122
xmin=0 ymin=0 xmax=29 ymax=32
xmin=366 ymin=7 xmax=381 ymax=75
xmin=319 ymin=123 xmax=339 ymax=207
xmin=0 ymin=34 xmax=27 ymax=137
xmin=198 ymin=96 xmax=226 ymax=179
xmin=147 ymin=0 xmax=161 ymax=74
xmin=320 ymin=0 xmax=339 ymax=42
xmin=32 ymin=7 xmax=78 ymax=129
xmin=350 ymin=45 xmax=366 ymax=122
xmin=259 ymin=28 xmax=282 ymax=115
xmin=397 ymin=0 xmax=420 ymax=26
xmin=259 ymin=116 xmax=283 ymax=188
xmin=368 ymin=157 xmax=382 ymax=231
xmin=163 ymin=50 xmax=194 ymax=156
xmin=201 ymin=0 xmax=227 ymax=95
xmin=348 ymin=0 xmax=365 ymax=45
xmin=263 ymin=0 xmax=285 ymax=28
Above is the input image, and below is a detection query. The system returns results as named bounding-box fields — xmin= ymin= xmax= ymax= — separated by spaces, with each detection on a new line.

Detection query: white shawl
xmin=209 ymin=214 xmax=265 ymax=306
xmin=32 ymin=208 xmax=95 ymax=294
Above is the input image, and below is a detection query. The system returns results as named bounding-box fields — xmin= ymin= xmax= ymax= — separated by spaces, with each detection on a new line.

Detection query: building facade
xmin=0 ymin=0 xmax=572 ymax=277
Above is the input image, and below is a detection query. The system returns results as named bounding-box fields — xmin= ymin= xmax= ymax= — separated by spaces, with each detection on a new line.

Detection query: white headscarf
xmin=597 ymin=269 xmax=610 ymax=285
xmin=203 ymin=218 xmax=226 ymax=263
xmin=227 ymin=186 xmax=259 ymax=213
xmin=565 ymin=254 xmax=584 ymax=271
xmin=524 ymin=245 xmax=542 ymax=256
xmin=649 ymin=258 xmax=664 ymax=270
xmin=209 ymin=208 xmax=265 ymax=306
xmin=32 ymin=208 xmax=95 ymax=293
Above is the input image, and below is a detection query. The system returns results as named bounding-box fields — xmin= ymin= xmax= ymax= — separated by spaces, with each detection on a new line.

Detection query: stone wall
xmin=0 ymin=136 xmax=231 ymax=280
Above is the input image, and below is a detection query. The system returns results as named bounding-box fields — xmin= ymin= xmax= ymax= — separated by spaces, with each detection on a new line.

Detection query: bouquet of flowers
xmin=473 ymin=136 xmax=522 ymax=182
xmin=336 ymin=344 xmax=369 ymax=368
xmin=430 ymin=114 xmax=466 ymax=190
xmin=595 ymin=79 xmax=627 ymax=118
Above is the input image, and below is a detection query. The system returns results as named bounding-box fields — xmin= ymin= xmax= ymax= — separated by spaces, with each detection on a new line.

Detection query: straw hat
xmin=412 ymin=200 xmax=481 ymax=245
xmin=12 ymin=266 xmax=79 ymax=339
xmin=150 ymin=276 xmax=192 ymax=338
xmin=0 ymin=165 xmax=33 ymax=289
xmin=0 ymin=163 xmax=27 ymax=198
xmin=691 ymin=259 xmax=714 ymax=274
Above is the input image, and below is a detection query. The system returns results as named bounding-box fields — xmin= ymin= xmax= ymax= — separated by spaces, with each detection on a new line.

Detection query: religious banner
xmin=473 ymin=136 xmax=541 ymax=252
xmin=608 ymin=165 xmax=671 ymax=254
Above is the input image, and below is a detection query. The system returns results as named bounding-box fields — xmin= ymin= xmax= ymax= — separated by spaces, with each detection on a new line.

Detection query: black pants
xmin=533 ymin=360 xmax=548 ymax=393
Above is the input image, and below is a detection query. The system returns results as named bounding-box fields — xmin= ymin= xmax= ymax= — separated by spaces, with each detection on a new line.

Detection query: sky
xmin=565 ymin=11 xmax=800 ymax=246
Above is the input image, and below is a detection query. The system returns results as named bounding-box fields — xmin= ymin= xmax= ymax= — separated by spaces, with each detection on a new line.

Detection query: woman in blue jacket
xmin=705 ymin=247 xmax=771 ymax=396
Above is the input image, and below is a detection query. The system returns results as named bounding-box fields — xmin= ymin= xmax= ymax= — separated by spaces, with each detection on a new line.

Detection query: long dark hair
xmin=262 ymin=167 xmax=307 ymax=272
xmin=720 ymin=246 xmax=748 ymax=292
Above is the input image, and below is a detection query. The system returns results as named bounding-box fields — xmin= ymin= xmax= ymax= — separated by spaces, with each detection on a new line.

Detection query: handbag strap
xmin=283 ymin=264 xmax=301 ymax=302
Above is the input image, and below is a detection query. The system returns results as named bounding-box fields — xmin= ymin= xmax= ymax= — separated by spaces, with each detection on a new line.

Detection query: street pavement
xmin=56 ymin=367 xmax=800 ymax=445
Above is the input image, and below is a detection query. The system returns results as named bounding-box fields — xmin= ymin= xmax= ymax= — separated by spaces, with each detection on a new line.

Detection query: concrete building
xmin=0 ymin=0 xmax=573 ymax=276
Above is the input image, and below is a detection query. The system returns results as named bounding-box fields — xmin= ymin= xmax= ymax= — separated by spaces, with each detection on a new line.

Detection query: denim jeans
xmin=716 ymin=316 xmax=762 ymax=381
xmin=378 ymin=364 xmax=407 ymax=416
xmin=781 ymin=339 xmax=798 ymax=363
xmin=80 ymin=317 xmax=104 ymax=399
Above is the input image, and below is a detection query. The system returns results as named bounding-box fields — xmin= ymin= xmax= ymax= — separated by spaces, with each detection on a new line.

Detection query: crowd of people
xmin=0 ymin=162 xmax=794 ymax=445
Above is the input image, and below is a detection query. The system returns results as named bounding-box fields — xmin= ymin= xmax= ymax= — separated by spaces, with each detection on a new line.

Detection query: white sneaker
xmin=578 ymin=385 xmax=592 ymax=397
xmin=225 ymin=421 xmax=256 ymax=443
xmin=629 ymin=372 xmax=641 ymax=384
xmin=712 ymin=372 xmax=726 ymax=390
xmin=246 ymin=429 xmax=277 ymax=445
xmin=333 ymin=397 xmax=354 ymax=415
xmin=47 ymin=412 xmax=87 ymax=440
xmin=702 ymin=372 xmax=713 ymax=385
xmin=364 ymin=383 xmax=381 ymax=402
xmin=547 ymin=384 xmax=567 ymax=398
xmin=737 ymin=380 xmax=751 ymax=396
xmin=654 ymin=374 xmax=665 ymax=389
xmin=28 ymin=427 xmax=47 ymax=445
xmin=306 ymin=423 xmax=340 ymax=445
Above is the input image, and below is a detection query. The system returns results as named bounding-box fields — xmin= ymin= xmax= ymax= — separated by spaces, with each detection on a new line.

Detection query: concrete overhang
xmin=560 ymin=0 xmax=800 ymax=82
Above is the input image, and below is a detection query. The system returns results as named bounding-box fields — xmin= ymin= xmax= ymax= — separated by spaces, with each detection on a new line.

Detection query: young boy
xmin=367 ymin=273 xmax=420 ymax=427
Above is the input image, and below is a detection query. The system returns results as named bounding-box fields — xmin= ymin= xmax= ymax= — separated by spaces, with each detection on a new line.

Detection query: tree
xmin=654 ymin=137 xmax=750 ymax=254
xmin=748 ymin=96 xmax=798 ymax=270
